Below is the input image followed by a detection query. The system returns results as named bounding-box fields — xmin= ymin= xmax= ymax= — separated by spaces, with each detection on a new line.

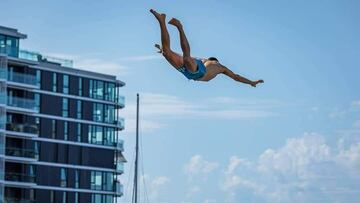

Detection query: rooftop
xmin=0 ymin=25 xmax=27 ymax=39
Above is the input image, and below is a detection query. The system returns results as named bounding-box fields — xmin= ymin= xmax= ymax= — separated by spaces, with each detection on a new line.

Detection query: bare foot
xmin=150 ymin=9 xmax=166 ymax=22
xmin=168 ymin=18 xmax=182 ymax=28
xmin=251 ymin=80 xmax=264 ymax=87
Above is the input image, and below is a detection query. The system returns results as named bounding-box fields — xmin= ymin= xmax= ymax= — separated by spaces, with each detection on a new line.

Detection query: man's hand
xmin=251 ymin=80 xmax=264 ymax=87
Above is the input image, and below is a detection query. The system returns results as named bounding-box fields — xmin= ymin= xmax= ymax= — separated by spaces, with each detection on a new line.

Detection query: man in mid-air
xmin=150 ymin=9 xmax=264 ymax=87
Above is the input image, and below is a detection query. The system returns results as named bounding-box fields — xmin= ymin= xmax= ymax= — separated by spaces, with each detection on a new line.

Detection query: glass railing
xmin=0 ymin=92 xmax=6 ymax=104
xmin=6 ymin=147 xmax=38 ymax=159
xmin=4 ymin=198 xmax=36 ymax=203
xmin=5 ymin=172 xmax=36 ymax=183
xmin=115 ymin=162 xmax=124 ymax=172
xmin=7 ymin=96 xmax=36 ymax=110
xmin=6 ymin=123 xmax=39 ymax=135
xmin=117 ymin=96 xmax=125 ymax=107
xmin=116 ymin=139 xmax=124 ymax=151
xmin=0 ymin=68 xmax=6 ymax=79
xmin=7 ymin=71 xmax=37 ymax=86
xmin=19 ymin=50 xmax=41 ymax=62
xmin=114 ymin=181 xmax=123 ymax=195
xmin=114 ymin=118 xmax=124 ymax=129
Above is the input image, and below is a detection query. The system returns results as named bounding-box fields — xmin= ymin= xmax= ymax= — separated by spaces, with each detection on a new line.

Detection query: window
xmin=50 ymin=191 xmax=55 ymax=203
xmin=105 ymin=83 xmax=115 ymax=102
xmin=0 ymin=35 xmax=19 ymax=57
xmin=92 ymin=194 xmax=102 ymax=203
xmin=36 ymin=70 xmax=41 ymax=87
xmin=34 ymin=93 xmax=40 ymax=112
xmin=77 ymin=123 xmax=82 ymax=142
xmin=104 ymin=105 xmax=115 ymax=123
xmin=91 ymin=171 xmax=102 ymax=190
xmin=75 ymin=193 xmax=79 ymax=203
xmin=62 ymin=98 xmax=69 ymax=117
xmin=75 ymin=192 xmax=79 ymax=203
xmin=53 ymin=73 xmax=57 ymax=92
xmin=29 ymin=189 xmax=35 ymax=201
xmin=60 ymin=168 xmax=67 ymax=187
xmin=75 ymin=170 xmax=80 ymax=188
xmin=93 ymin=103 xmax=103 ymax=122
xmin=29 ymin=165 xmax=36 ymax=182
xmin=64 ymin=121 xmax=68 ymax=140
xmin=104 ymin=127 xmax=115 ymax=146
xmin=62 ymin=192 xmax=67 ymax=203
xmin=103 ymin=172 xmax=114 ymax=191
xmin=88 ymin=125 xmax=103 ymax=145
xmin=77 ymin=100 xmax=82 ymax=119
xmin=90 ymin=80 xmax=105 ymax=100
xmin=51 ymin=120 xmax=56 ymax=139
xmin=78 ymin=78 xmax=83 ymax=96
xmin=63 ymin=75 xmax=69 ymax=94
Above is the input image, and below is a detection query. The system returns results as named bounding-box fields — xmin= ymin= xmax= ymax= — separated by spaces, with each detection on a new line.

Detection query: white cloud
xmin=221 ymin=133 xmax=360 ymax=203
xmin=74 ymin=58 xmax=129 ymax=76
xmin=121 ymin=93 xmax=280 ymax=134
xmin=225 ymin=156 xmax=251 ymax=175
xmin=184 ymin=155 xmax=219 ymax=180
xmin=43 ymin=52 xmax=129 ymax=76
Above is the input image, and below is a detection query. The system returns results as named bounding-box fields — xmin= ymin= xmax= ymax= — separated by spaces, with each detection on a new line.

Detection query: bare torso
xmin=197 ymin=59 xmax=224 ymax=81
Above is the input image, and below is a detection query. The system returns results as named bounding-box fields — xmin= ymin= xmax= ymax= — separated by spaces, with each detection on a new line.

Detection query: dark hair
xmin=208 ymin=57 xmax=219 ymax=62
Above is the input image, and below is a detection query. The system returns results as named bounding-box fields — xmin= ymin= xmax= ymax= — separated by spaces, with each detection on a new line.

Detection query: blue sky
xmin=2 ymin=1 xmax=360 ymax=202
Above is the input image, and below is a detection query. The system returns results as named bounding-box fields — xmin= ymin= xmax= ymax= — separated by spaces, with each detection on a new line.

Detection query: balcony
xmin=7 ymin=71 xmax=37 ymax=87
xmin=6 ymin=123 xmax=39 ymax=135
xmin=116 ymin=139 xmax=124 ymax=151
xmin=5 ymin=172 xmax=36 ymax=183
xmin=7 ymin=96 xmax=36 ymax=111
xmin=0 ymin=68 xmax=6 ymax=79
xmin=117 ymin=95 xmax=125 ymax=108
xmin=19 ymin=49 xmax=74 ymax=67
xmin=114 ymin=181 xmax=123 ymax=196
xmin=114 ymin=118 xmax=124 ymax=130
xmin=6 ymin=147 xmax=39 ymax=159
xmin=116 ymin=161 xmax=124 ymax=173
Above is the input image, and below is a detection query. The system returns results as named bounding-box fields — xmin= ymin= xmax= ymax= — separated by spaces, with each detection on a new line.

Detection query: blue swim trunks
xmin=178 ymin=59 xmax=206 ymax=80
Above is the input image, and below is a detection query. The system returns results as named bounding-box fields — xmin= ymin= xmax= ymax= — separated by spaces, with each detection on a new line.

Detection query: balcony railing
xmin=115 ymin=162 xmax=124 ymax=172
xmin=114 ymin=118 xmax=124 ymax=129
xmin=6 ymin=123 xmax=39 ymax=135
xmin=0 ymin=68 xmax=6 ymax=79
xmin=4 ymin=197 xmax=36 ymax=203
xmin=116 ymin=139 xmax=124 ymax=151
xmin=114 ymin=181 xmax=123 ymax=195
xmin=7 ymin=96 xmax=36 ymax=110
xmin=5 ymin=172 xmax=36 ymax=183
xmin=117 ymin=96 xmax=125 ymax=108
xmin=19 ymin=49 xmax=74 ymax=67
xmin=6 ymin=147 xmax=39 ymax=159
xmin=7 ymin=71 xmax=37 ymax=86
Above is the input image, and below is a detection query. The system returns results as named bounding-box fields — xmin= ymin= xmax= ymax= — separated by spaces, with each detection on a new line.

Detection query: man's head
xmin=208 ymin=57 xmax=219 ymax=62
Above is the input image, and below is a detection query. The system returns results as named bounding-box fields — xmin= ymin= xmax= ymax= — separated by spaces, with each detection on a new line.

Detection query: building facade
xmin=0 ymin=26 xmax=125 ymax=203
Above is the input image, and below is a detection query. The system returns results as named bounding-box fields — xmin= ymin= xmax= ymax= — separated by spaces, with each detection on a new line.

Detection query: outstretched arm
xmin=221 ymin=64 xmax=264 ymax=87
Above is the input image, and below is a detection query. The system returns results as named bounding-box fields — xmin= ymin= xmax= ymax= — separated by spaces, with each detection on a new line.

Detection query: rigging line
xmin=123 ymin=144 xmax=136 ymax=203
xmin=139 ymin=120 xmax=150 ymax=203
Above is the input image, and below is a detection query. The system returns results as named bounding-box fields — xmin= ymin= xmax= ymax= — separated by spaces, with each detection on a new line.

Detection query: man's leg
xmin=168 ymin=18 xmax=197 ymax=72
xmin=150 ymin=9 xmax=183 ymax=69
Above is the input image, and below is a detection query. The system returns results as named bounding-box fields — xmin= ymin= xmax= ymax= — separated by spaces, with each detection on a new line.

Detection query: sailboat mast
xmin=133 ymin=93 xmax=140 ymax=203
